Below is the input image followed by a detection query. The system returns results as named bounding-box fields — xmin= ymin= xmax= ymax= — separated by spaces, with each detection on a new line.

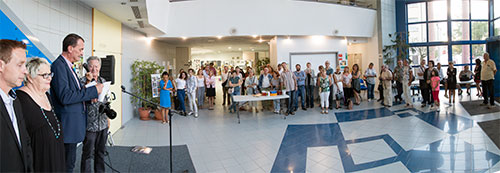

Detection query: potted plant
xmin=131 ymin=60 xmax=165 ymax=120
xmin=383 ymin=32 xmax=415 ymax=69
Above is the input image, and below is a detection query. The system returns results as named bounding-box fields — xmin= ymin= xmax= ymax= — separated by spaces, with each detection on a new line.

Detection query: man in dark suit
xmin=0 ymin=39 xmax=33 ymax=172
xmin=50 ymin=34 xmax=103 ymax=172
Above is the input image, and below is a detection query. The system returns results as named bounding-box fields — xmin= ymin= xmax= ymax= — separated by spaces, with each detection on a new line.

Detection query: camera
xmin=99 ymin=92 xmax=117 ymax=119
xmin=99 ymin=102 xmax=117 ymax=119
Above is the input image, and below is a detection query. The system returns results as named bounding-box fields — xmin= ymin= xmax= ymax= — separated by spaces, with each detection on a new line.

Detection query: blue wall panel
xmin=0 ymin=9 xmax=50 ymax=63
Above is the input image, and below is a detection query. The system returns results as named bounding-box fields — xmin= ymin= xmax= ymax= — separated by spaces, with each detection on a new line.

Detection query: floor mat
xmin=478 ymin=119 xmax=500 ymax=149
xmin=74 ymin=145 xmax=195 ymax=173
xmin=459 ymin=100 xmax=500 ymax=116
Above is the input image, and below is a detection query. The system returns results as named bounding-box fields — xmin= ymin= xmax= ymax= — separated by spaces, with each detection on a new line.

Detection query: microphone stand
xmin=121 ymin=85 xmax=179 ymax=173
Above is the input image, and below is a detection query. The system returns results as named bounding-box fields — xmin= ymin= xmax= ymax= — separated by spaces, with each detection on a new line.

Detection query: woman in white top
xmin=196 ymin=69 xmax=206 ymax=108
xmin=342 ymin=66 xmax=353 ymax=109
xmin=244 ymin=69 xmax=259 ymax=112
xmin=333 ymin=66 xmax=344 ymax=109
xmin=175 ymin=72 xmax=188 ymax=115
xmin=205 ymin=70 xmax=216 ymax=110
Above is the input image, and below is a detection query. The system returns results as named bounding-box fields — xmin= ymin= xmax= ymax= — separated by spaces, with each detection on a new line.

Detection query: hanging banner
xmin=151 ymin=74 xmax=161 ymax=98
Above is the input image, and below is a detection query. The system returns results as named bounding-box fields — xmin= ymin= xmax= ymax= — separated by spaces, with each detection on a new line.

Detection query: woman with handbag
xmin=318 ymin=68 xmax=332 ymax=114
xmin=342 ymin=66 xmax=353 ymax=109
xmin=205 ymin=70 xmax=217 ymax=110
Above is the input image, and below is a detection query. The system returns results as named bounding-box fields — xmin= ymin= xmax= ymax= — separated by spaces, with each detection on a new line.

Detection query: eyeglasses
xmin=38 ymin=72 xmax=54 ymax=79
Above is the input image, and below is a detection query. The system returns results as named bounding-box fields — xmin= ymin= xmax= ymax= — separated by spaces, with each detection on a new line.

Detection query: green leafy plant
xmin=131 ymin=60 xmax=165 ymax=109
xmin=383 ymin=32 xmax=415 ymax=68
xmin=255 ymin=57 xmax=270 ymax=75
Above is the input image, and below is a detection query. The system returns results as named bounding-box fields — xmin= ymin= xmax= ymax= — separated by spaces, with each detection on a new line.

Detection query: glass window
xmin=428 ymin=1 xmax=447 ymax=21
xmin=496 ymin=19 xmax=500 ymax=36
xmin=429 ymin=22 xmax=448 ymax=42
xmin=408 ymin=24 xmax=427 ymax=43
xmin=438 ymin=66 xmax=448 ymax=79
xmin=407 ymin=2 xmax=426 ymax=23
xmin=429 ymin=46 xmax=449 ymax=66
xmin=452 ymin=22 xmax=470 ymax=41
xmin=472 ymin=44 xmax=486 ymax=60
xmin=452 ymin=45 xmax=471 ymax=64
xmin=471 ymin=0 xmax=489 ymax=19
xmin=409 ymin=47 xmax=427 ymax=66
xmin=471 ymin=22 xmax=488 ymax=40
xmin=451 ymin=0 xmax=470 ymax=20
xmin=496 ymin=0 xmax=500 ymax=18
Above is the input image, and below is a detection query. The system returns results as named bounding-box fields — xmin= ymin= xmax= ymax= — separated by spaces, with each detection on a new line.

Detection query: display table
xmin=232 ymin=94 xmax=289 ymax=123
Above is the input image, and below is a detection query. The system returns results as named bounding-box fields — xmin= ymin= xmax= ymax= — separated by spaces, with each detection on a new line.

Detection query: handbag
xmin=336 ymin=90 xmax=344 ymax=100
xmin=222 ymin=79 xmax=228 ymax=87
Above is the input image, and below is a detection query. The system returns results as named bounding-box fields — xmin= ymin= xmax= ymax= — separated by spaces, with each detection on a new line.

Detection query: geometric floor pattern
xmin=111 ymin=86 xmax=500 ymax=172
xmin=272 ymin=108 xmax=500 ymax=172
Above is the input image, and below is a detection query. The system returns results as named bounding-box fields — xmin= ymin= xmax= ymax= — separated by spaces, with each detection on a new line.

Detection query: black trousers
xmin=65 ymin=143 xmax=77 ymax=172
xmin=378 ymin=84 xmax=384 ymax=100
xmin=482 ymin=80 xmax=495 ymax=106
xmin=328 ymin=85 xmax=335 ymax=108
xmin=395 ymin=81 xmax=403 ymax=102
xmin=419 ymin=80 xmax=433 ymax=105
xmin=81 ymin=128 xmax=108 ymax=173
xmin=306 ymin=85 xmax=315 ymax=108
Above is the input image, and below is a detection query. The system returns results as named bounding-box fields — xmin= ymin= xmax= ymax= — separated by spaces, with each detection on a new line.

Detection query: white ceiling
xmin=157 ymin=36 xmax=273 ymax=55
xmin=78 ymin=0 xmax=164 ymax=36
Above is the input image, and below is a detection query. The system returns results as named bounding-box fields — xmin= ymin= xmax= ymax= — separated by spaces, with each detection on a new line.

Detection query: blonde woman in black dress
xmin=18 ymin=58 xmax=65 ymax=172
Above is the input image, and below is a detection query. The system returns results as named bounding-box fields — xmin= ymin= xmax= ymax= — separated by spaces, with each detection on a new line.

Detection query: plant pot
xmin=139 ymin=107 xmax=151 ymax=120
xmin=154 ymin=109 xmax=163 ymax=121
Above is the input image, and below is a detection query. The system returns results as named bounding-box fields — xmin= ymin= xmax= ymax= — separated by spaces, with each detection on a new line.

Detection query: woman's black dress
xmin=447 ymin=68 xmax=457 ymax=90
xmin=17 ymin=90 xmax=65 ymax=172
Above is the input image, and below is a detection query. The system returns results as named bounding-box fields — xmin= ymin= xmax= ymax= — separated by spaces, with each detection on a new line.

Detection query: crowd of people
xmin=0 ymin=32 xmax=497 ymax=172
xmin=159 ymin=53 xmax=497 ymax=119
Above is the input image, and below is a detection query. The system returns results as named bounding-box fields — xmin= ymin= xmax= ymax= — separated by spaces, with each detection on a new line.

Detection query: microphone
xmin=83 ymin=63 xmax=89 ymax=72
xmin=83 ymin=63 xmax=96 ymax=82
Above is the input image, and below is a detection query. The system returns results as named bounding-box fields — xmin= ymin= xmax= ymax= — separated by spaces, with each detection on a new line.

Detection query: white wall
xmin=381 ymin=0 xmax=396 ymax=47
xmin=192 ymin=52 xmax=243 ymax=62
xmin=276 ymin=36 xmax=348 ymax=69
xmin=145 ymin=0 xmax=169 ymax=34
xmin=3 ymin=0 xmax=92 ymax=59
xmin=149 ymin=0 xmax=376 ymax=38
xmin=121 ymin=25 xmax=176 ymax=124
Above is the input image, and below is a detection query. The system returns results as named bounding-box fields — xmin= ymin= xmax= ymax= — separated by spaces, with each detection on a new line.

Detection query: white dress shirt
xmin=0 ymin=89 xmax=21 ymax=146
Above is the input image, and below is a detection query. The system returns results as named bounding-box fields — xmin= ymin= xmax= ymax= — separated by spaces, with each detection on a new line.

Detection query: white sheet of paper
xmin=99 ymin=82 xmax=111 ymax=102
xmin=85 ymin=81 xmax=97 ymax=88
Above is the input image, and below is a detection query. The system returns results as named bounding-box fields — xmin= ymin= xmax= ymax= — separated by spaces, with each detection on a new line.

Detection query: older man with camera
xmin=80 ymin=56 xmax=110 ymax=172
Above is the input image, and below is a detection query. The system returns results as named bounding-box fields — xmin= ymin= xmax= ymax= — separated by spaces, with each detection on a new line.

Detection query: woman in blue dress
xmin=160 ymin=72 xmax=173 ymax=124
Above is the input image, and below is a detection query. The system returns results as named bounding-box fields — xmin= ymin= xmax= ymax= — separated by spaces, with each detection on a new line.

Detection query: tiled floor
xmin=112 ymin=89 xmax=500 ymax=172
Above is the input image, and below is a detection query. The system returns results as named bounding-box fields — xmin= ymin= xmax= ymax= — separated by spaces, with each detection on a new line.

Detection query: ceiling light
xmin=238 ymin=48 xmax=242 ymax=51
xmin=144 ymin=37 xmax=154 ymax=44
xmin=228 ymin=46 xmax=232 ymax=49
xmin=181 ymin=37 xmax=187 ymax=40
xmin=217 ymin=36 xmax=223 ymax=39
xmin=252 ymin=35 xmax=258 ymax=38
xmin=258 ymin=39 xmax=264 ymax=43
xmin=251 ymin=49 xmax=255 ymax=51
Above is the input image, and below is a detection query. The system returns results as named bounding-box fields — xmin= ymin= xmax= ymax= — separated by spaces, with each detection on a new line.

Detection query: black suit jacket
xmin=0 ymin=95 xmax=33 ymax=172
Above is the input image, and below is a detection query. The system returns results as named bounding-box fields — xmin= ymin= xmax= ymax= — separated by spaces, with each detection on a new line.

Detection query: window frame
xmin=405 ymin=0 xmax=490 ymax=69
